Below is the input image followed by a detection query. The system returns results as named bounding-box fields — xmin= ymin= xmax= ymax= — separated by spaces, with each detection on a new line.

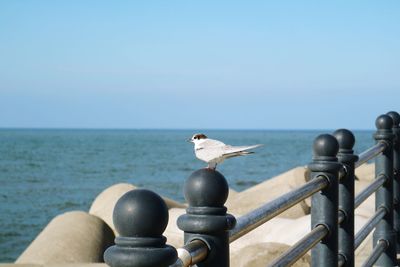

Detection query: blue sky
xmin=0 ymin=1 xmax=399 ymax=129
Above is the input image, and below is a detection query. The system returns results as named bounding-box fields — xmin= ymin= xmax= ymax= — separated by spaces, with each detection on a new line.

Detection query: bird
xmin=188 ymin=133 xmax=262 ymax=169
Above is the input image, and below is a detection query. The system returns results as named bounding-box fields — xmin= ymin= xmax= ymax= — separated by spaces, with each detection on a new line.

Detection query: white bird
xmin=188 ymin=133 xmax=262 ymax=169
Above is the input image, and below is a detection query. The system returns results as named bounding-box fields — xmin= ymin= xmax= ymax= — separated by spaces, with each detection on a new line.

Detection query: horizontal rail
xmin=267 ymin=225 xmax=328 ymax=267
xmin=354 ymin=207 xmax=387 ymax=249
xmin=355 ymin=141 xmax=387 ymax=169
xmin=354 ymin=175 xmax=387 ymax=209
xmin=170 ymin=240 xmax=208 ymax=267
xmin=361 ymin=240 xmax=388 ymax=267
xmin=229 ymin=175 xmax=329 ymax=243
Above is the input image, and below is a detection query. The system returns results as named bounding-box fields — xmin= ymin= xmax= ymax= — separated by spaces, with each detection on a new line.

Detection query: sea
xmin=0 ymin=129 xmax=375 ymax=262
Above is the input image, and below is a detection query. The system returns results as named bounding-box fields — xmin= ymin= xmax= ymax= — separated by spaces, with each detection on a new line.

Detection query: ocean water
xmin=0 ymin=129 xmax=374 ymax=262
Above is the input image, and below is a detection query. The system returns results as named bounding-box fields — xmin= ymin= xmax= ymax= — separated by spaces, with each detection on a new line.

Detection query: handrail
xmin=355 ymin=141 xmax=387 ymax=169
xmin=354 ymin=174 xmax=387 ymax=208
xmin=361 ymin=239 xmax=388 ymax=267
xmin=229 ymin=175 xmax=329 ymax=243
xmin=103 ymin=112 xmax=400 ymax=267
xmin=170 ymin=240 xmax=208 ymax=267
xmin=354 ymin=207 xmax=387 ymax=249
xmin=267 ymin=224 xmax=328 ymax=267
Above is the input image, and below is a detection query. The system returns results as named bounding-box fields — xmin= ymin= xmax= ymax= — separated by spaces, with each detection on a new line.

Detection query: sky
xmin=0 ymin=1 xmax=399 ymax=130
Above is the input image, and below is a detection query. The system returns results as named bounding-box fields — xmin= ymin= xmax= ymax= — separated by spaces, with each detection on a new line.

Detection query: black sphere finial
xmin=313 ymin=134 xmax=339 ymax=158
xmin=375 ymin=114 xmax=393 ymax=130
xmin=333 ymin=129 xmax=355 ymax=150
xmin=184 ymin=168 xmax=229 ymax=207
xmin=386 ymin=111 xmax=400 ymax=127
xmin=113 ymin=189 xmax=169 ymax=237
xmin=105 ymin=189 xmax=177 ymax=267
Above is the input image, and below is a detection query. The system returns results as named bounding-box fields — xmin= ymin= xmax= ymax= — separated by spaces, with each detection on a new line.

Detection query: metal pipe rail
xmin=355 ymin=141 xmax=387 ymax=169
xmin=103 ymin=112 xmax=400 ymax=267
xmin=355 ymin=207 xmax=387 ymax=249
xmin=170 ymin=240 xmax=208 ymax=267
xmin=267 ymin=224 xmax=328 ymax=267
xmin=229 ymin=175 xmax=329 ymax=242
xmin=361 ymin=240 xmax=389 ymax=267
xmin=355 ymin=174 xmax=387 ymax=209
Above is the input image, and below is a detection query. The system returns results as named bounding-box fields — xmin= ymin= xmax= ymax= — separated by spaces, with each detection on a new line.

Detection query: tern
xmin=188 ymin=133 xmax=262 ymax=169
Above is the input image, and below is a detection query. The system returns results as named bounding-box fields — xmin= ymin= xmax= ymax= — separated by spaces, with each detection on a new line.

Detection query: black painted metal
xmin=170 ymin=239 xmax=209 ymax=267
xmin=104 ymin=189 xmax=177 ymax=267
xmin=354 ymin=174 xmax=387 ymax=209
xmin=333 ymin=129 xmax=358 ymax=267
xmin=373 ymin=114 xmax=397 ymax=266
xmin=229 ymin=175 xmax=328 ymax=242
xmin=338 ymin=254 xmax=346 ymax=267
xmin=355 ymin=142 xmax=387 ymax=169
xmin=387 ymin=111 xmax=400 ymax=252
xmin=177 ymin=169 xmax=236 ymax=267
xmin=268 ymin=224 xmax=328 ymax=266
xmin=308 ymin=134 xmax=342 ymax=267
xmin=354 ymin=207 xmax=386 ymax=250
xmin=361 ymin=240 xmax=389 ymax=267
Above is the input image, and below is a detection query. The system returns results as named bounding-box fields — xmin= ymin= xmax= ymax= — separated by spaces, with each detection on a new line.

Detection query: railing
xmin=103 ymin=112 xmax=400 ymax=267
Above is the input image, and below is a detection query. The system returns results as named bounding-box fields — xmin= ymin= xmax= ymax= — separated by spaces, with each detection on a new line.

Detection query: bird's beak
xmin=187 ymin=139 xmax=192 ymax=142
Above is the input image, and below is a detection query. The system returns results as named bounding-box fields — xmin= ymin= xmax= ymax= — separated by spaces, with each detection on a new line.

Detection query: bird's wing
xmin=195 ymin=139 xmax=227 ymax=162
xmin=222 ymin=144 xmax=263 ymax=155
xmin=197 ymin=139 xmax=226 ymax=149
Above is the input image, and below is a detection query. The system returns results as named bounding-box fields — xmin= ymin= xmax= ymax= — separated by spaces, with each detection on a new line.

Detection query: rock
xmin=164 ymin=208 xmax=185 ymax=248
xmin=230 ymin=242 xmax=310 ymax=267
xmin=354 ymin=180 xmax=375 ymax=218
xmin=227 ymin=188 xmax=239 ymax=204
xmin=226 ymin=167 xmax=310 ymax=218
xmin=16 ymin=211 xmax=114 ymax=264
xmin=355 ymin=232 xmax=373 ymax=266
xmin=48 ymin=265 xmax=107 ymax=267
xmin=230 ymin=216 xmax=309 ymax=254
xmin=355 ymin=163 xmax=375 ymax=181
xmin=89 ymin=183 xmax=186 ymax=234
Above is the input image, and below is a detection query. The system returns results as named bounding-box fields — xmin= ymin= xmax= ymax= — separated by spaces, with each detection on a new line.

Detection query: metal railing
xmin=103 ymin=112 xmax=400 ymax=267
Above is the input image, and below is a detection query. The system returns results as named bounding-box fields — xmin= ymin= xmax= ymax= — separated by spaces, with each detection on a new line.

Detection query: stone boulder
xmin=89 ymin=183 xmax=186 ymax=234
xmin=355 ymin=163 xmax=375 ymax=181
xmin=230 ymin=242 xmax=310 ymax=267
xmin=226 ymin=167 xmax=309 ymax=218
xmin=16 ymin=211 xmax=114 ymax=264
xmin=164 ymin=208 xmax=185 ymax=248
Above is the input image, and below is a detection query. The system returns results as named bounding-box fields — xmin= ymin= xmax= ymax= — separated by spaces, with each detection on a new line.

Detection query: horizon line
xmin=0 ymin=127 xmax=375 ymax=131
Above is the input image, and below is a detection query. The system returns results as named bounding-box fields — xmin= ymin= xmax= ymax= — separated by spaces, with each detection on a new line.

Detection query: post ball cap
xmin=113 ymin=189 xmax=169 ymax=237
xmin=313 ymin=134 xmax=339 ymax=157
xmin=386 ymin=111 xmax=400 ymax=126
xmin=375 ymin=114 xmax=393 ymax=130
xmin=184 ymin=168 xmax=229 ymax=207
xmin=333 ymin=129 xmax=355 ymax=149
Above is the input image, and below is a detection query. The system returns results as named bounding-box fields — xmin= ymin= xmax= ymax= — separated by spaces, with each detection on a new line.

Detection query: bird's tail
xmin=246 ymin=144 xmax=263 ymax=150
xmin=239 ymin=151 xmax=254 ymax=155
xmin=223 ymin=151 xmax=254 ymax=159
xmin=222 ymin=144 xmax=263 ymax=158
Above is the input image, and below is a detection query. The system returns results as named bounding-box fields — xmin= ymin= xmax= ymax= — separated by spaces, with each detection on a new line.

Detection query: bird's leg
xmin=206 ymin=162 xmax=217 ymax=170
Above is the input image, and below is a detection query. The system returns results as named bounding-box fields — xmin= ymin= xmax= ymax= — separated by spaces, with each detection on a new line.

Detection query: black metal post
xmin=177 ymin=169 xmax=236 ymax=267
xmin=308 ymin=134 xmax=341 ymax=267
xmin=104 ymin=189 xmax=177 ymax=267
xmin=387 ymin=111 xmax=400 ymax=252
xmin=373 ymin=114 xmax=397 ymax=266
xmin=333 ymin=129 xmax=358 ymax=267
